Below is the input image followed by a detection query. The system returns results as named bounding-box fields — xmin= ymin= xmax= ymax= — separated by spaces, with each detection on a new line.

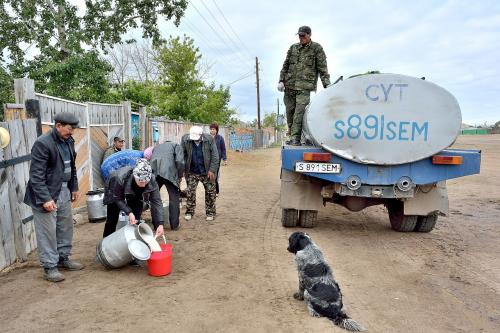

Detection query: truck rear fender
xmin=404 ymin=181 xmax=449 ymax=216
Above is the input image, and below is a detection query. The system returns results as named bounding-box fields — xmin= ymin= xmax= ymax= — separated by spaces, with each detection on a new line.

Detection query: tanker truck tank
xmin=281 ymin=73 xmax=481 ymax=232
xmin=302 ymin=73 xmax=462 ymax=165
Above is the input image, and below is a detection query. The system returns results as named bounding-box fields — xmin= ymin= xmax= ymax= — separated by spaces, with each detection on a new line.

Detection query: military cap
xmin=54 ymin=112 xmax=79 ymax=127
xmin=297 ymin=26 xmax=311 ymax=35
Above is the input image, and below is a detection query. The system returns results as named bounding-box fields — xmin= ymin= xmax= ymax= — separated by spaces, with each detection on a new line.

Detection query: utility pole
xmin=256 ymin=57 xmax=261 ymax=129
xmin=276 ymin=98 xmax=280 ymax=124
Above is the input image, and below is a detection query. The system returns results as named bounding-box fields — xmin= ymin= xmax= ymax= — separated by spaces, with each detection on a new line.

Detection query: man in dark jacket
xmin=102 ymin=158 xmax=164 ymax=238
xmin=150 ymin=141 xmax=184 ymax=230
xmin=24 ymin=112 xmax=84 ymax=282
xmin=181 ymin=126 xmax=219 ymax=221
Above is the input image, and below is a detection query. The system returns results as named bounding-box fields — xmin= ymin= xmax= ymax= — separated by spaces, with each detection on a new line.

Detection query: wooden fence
xmin=0 ymin=119 xmax=38 ymax=270
xmin=14 ymin=79 xmax=146 ymax=205
xmin=147 ymin=118 xmax=230 ymax=147
xmin=1 ymin=78 xmax=277 ymax=271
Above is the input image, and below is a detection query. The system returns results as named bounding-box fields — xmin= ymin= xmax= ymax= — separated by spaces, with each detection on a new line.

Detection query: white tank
xmin=303 ymin=73 xmax=462 ymax=165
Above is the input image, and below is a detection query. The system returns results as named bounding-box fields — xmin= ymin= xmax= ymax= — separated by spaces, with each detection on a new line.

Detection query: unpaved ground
xmin=0 ymin=135 xmax=499 ymax=333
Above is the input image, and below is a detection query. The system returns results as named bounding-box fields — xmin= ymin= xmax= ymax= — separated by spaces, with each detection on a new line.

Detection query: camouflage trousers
xmin=185 ymin=173 xmax=216 ymax=216
xmin=284 ymin=89 xmax=311 ymax=140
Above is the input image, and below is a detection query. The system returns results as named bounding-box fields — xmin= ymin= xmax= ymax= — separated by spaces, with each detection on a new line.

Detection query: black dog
xmin=287 ymin=232 xmax=366 ymax=331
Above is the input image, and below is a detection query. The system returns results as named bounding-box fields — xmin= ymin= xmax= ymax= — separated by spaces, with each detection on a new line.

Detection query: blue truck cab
xmin=280 ymin=74 xmax=482 ymax=232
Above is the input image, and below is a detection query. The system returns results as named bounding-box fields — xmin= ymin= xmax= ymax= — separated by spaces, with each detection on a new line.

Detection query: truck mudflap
xmin=404 ymin=181 xmax=449 ymax=216
xmin=280 ymin=169 xmax=323 ymax=211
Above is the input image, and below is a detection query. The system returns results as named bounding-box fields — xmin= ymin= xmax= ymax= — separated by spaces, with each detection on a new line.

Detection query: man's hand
xmin=71 ymin=192 xmax=79 ymax=202
xmin=128 ymin=212 xmax=137 ymax=225
xmin=155 ymin=225 xmax=164 ymax=237
xmin=277 ymin=81 xmax=285 ymax=92
xmin=43 ymin=200 xmax=57 ymax=212
xmin=208 ymin=171 xmax=216 ymax=182
xmin=222 ymin=160 xmax=227 ymax=166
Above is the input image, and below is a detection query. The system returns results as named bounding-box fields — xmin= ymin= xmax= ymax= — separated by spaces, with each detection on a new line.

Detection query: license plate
xmin=295 ymin=162 xmax=341 ymax=173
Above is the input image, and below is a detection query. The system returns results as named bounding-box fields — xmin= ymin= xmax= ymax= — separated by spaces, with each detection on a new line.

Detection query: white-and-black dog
xmin=287 ymin=231 xmax=366 ymax=331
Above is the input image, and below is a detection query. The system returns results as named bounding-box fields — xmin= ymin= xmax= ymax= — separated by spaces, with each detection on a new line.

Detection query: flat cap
xmin=297 ymin=26 xmax=311 ymax=35
xmin=54 ymin=112 xmax=79 ymax=127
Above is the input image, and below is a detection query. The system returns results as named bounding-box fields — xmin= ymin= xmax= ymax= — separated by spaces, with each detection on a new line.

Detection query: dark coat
xmin=24 ymin=128 xmax=78 ymax=211
xmin=103 ymin=166 xmax=164 ymax=228
xmin=181 ymin=133 xmax=219 ymax=175
xmin=150 ymin=141 xmax=184 ymax=188
xmin=213 ymin=134 xmax=227 ymax=161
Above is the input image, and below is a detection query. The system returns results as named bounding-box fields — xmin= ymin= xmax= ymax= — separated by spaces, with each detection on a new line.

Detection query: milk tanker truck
xmin=280 ymin=73 xmax=481 ymax=232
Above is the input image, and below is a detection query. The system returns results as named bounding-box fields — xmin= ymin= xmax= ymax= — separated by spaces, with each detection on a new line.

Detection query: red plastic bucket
xmin=147 ymin=244 xmax=172 ymax=277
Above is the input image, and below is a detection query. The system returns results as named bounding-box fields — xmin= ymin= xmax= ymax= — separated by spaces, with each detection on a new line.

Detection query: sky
xmin=154 ymin=0 xmax=500 ymax=126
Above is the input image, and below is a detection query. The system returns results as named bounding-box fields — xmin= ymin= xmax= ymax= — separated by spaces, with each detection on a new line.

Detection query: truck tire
xmin=414 ymin=214 xmax=438 ymax=232
xmin=299 ymin=210 xmax=318 ymax=228
xmin=387 ymin=201 xmax=418 ymax=232
xmin=282 ymin=209 xmax=298 ymax=227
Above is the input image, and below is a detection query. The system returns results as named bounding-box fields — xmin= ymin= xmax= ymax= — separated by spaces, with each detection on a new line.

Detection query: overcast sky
xmin=155 ymin=0 xmax=499 ymax=125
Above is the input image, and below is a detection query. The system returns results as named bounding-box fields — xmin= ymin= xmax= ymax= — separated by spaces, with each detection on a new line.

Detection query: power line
xmin=211 ymin=0 xmax=253 ymax=58
xmin=188 ymin=0 xmax=253 ymax=68
xmin=198 ymin=0 xmax=253 ymax=61
xmin=226 ymin=70 xmax=255 ymax=86
xmin=181 ymin=16 xmax=253 ymax=76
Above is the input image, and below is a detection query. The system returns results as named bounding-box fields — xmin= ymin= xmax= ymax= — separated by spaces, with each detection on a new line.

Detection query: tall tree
xmin=0 ymin=65 xmax=14 ymax=119
xmin=154 ymin=35 xmax=235 ymax=124
xmin=0 ymin=0 xmax=188 ymax=71
xmin=155 ymin=35 xmax=202 ymax=120
xmin=26 ymin=50 xmax=113 ymax=102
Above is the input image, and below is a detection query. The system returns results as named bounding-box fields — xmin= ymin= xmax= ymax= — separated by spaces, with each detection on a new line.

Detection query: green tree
xmin=155 ymin=35 xmax=202 ymax=119
xmin=0 ymin=0 xmax=188 ymax=70
xmin=0 ymin=66 xmax=13 ymax=100
xmin=263 ymin=112 xmax=277 ymax=128
xmin=108 ymin=80 xmax=155 ymax=106
xmin=154 ymin=36 xmax=235 ymax=124
xmin=0 ymin=65 xmax=14 ymax=120
xmin=26 ymin=50 xmax=113 ymax=102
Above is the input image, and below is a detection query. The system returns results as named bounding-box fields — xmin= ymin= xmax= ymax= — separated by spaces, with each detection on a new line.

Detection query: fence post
xmin=85 ymin=104 xmax=93 ymax=191
xmin=139 ymin=106 xmax=147 ymax=150
xmin=14 ymin=79 xmax=35 ymax=105
xmin=25 ymin=99 xmax=42 ymax=137
xmin=121 ymin=101 xmax=132 ymax=149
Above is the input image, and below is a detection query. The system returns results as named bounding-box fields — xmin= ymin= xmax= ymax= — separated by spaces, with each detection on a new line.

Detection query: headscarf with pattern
xmin=132 ymin=158 xmax=152 ymax=182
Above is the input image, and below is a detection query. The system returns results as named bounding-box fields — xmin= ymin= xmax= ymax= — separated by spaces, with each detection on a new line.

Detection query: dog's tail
xmin=332 ymin=312 xmax=366 ymax=332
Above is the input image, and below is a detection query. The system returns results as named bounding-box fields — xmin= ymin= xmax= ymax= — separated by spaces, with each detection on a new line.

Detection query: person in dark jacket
xmin=209 ymin=123 xmax=227 ymax=195
xmin=24 ymin=112 xmax=84 ymax=282
xmin=181 ymin=126 xmax=219 ymax=221
xmin=102 ymin=159 xmax=164 ymax=238
xmin=150 ymin=141 xmax=184 ymax=230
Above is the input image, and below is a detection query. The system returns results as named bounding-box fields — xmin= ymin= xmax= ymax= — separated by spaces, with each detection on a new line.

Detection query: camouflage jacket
xmin=279 ymin=41 xmax=330 ymax=91
xmin=101 ymin=145 xmax=118 ymax=165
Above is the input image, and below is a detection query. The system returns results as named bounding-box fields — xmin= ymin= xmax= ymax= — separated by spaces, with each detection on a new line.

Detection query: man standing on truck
xmin=278 ymin=26 xmax=331 ymax=146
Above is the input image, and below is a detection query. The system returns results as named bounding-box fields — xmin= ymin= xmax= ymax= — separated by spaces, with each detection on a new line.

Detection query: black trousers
xmin=156 ymin=176 xmax=180 ymax=230
xmin=215 ymin=161 xmax=221 ymax=194
xmin=103 ymin=200 xmax=143 ymax=238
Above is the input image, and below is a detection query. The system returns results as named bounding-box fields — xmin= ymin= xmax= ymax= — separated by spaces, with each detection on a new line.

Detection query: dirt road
xmin=1 ymin=135 xmax=499 ymax=332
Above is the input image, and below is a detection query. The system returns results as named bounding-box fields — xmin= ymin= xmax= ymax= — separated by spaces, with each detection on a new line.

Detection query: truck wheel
xmin=414 ymin=214 xmax=438 ymax=232
xmin=387 ymin=201 xmax=418 ymax=232
xmin=282 ymin=209 xmax=298 ymax=227
xmin=299 ymin=210 xmax=318 ymax=228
